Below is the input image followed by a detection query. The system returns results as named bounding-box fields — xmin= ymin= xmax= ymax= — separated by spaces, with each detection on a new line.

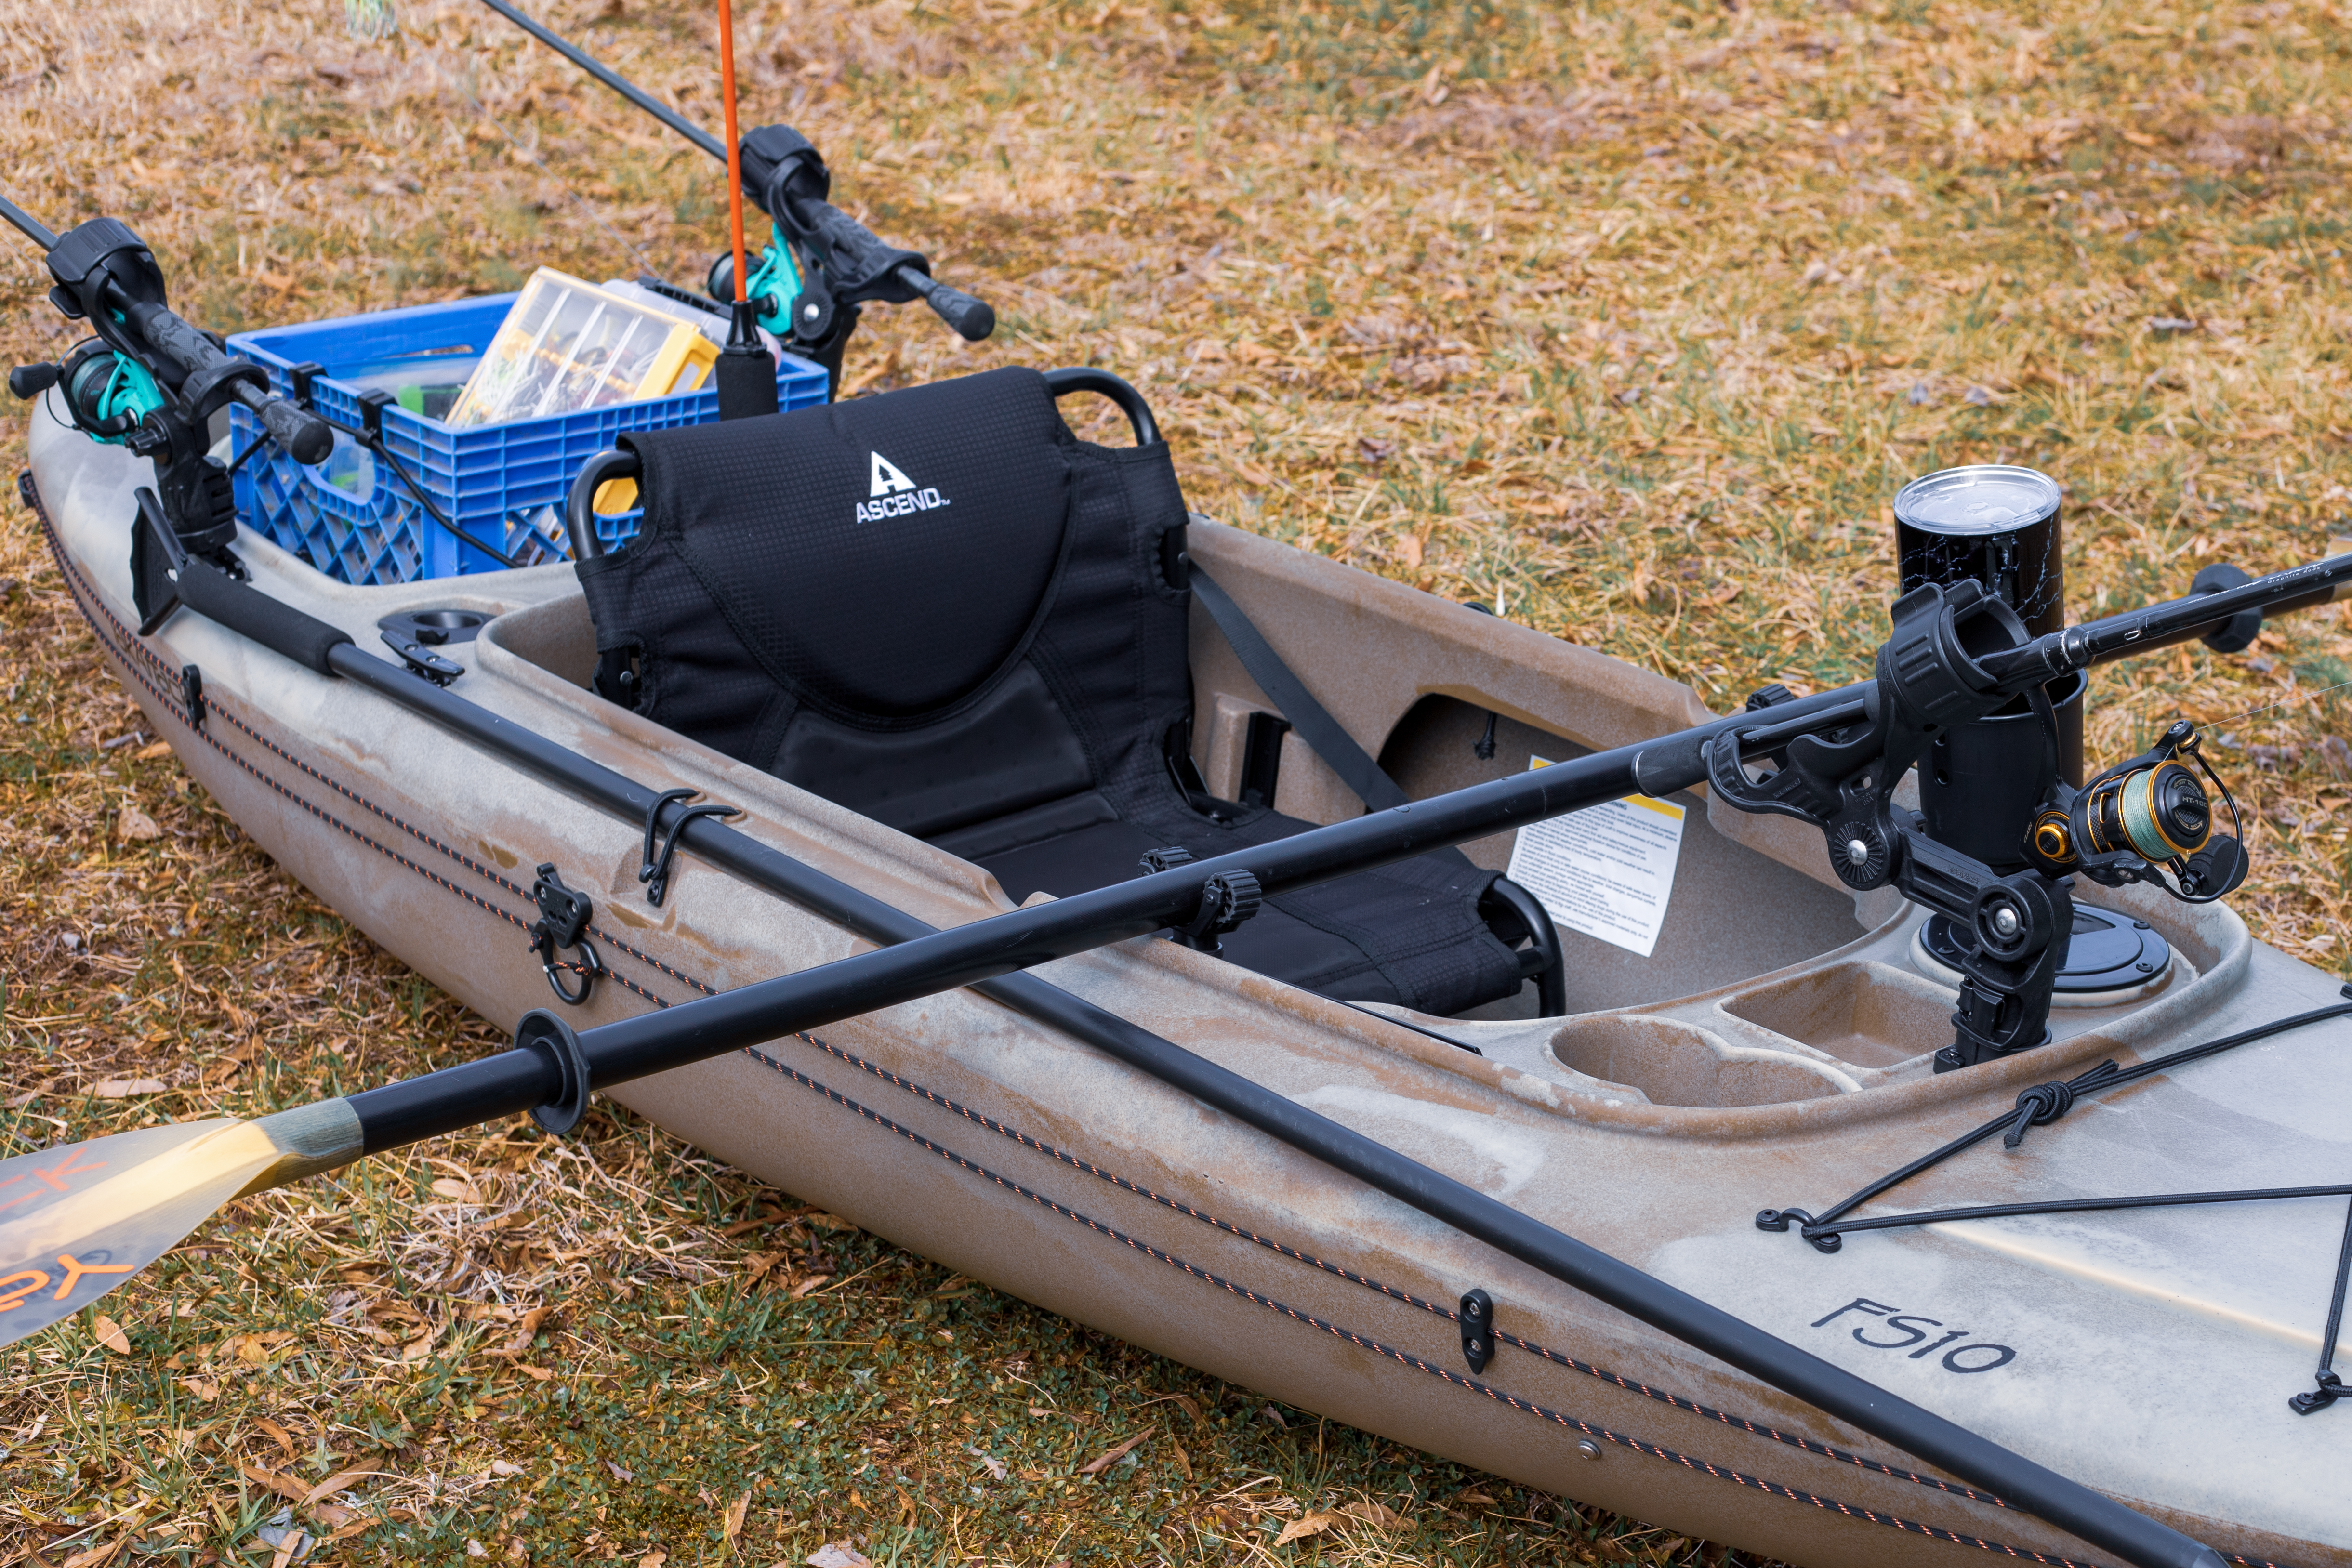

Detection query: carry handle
xmin=566 ymin=448 xmax=641 ymax=562
xmin=1043 ymin=367 xmax=1159 ymax=447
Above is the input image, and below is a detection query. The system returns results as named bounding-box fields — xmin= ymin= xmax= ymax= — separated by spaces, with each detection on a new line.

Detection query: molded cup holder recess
xmin=1718 ymin=961 xmax=1956 ymax=1069
xmin=1548 ymin=1015 xmax=1853 ymax=1108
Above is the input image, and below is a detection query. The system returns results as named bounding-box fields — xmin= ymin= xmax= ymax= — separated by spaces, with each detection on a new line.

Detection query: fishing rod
xmin=477 ymin=0 xmax=994 ymax=394
xmin=0 ymin=198 xmax=332 ymax=569
xmin=37 ymin=496 xmax=2352 ymax=1568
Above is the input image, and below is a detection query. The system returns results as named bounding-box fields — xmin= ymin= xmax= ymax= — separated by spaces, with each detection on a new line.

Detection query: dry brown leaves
xmin=0 ymin=0 xmax=2348 ymax=1561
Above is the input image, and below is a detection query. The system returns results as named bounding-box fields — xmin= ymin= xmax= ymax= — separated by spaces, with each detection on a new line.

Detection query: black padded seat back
xmin=579 ymin=367 xmax=1527 ymax=1015
xmin=582 ymin=369 xmax=1075 ymax=836
xmin=581 ymin=366 xmax=1194 ymax=842
xmin=627 ymin=366 xmax=1069 ymax=717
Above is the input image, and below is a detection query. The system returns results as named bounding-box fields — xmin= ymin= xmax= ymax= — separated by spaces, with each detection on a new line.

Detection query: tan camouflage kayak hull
xmin=27 ymin=398 xmax=2352 ymax=1568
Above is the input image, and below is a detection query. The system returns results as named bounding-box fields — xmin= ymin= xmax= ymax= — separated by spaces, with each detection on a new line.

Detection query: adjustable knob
xmin=1825 ymin=817 xmax=1890 ymax=889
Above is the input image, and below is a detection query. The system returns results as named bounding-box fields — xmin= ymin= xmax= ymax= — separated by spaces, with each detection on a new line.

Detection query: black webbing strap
xmin=1189 ymin=566 xmax=1410 ymax=813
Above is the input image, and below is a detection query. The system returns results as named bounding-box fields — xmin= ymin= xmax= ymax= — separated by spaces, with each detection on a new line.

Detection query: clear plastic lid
xmin=1892 ymin=465 xmax=2061 ymax=535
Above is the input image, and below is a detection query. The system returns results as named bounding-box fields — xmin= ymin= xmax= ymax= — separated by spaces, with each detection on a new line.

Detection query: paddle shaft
xmin=256 ymin=643 xmax=2231 ymax=1567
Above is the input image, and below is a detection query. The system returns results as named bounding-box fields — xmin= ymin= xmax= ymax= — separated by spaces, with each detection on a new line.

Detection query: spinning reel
xmin=2029 ymin=719 xmax=2250 ymax=904
xmin=1707 ymin=458 xmax=2298 ymax=1075
xmin=13 ymin=333 xmax=240 ymax=564
xmin=7 ymin=338 xmax=168 ymax=446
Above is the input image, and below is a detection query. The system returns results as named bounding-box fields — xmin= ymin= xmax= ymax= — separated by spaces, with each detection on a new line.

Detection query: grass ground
xmin=1 ymin=0 xmax=2349 ymax=1561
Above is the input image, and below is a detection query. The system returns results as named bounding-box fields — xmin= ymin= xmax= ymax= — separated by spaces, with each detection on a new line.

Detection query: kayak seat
xmin=571 ymin=365 xmax=1557 ymax=1018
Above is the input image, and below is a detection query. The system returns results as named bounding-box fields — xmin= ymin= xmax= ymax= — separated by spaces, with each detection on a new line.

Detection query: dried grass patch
xmin=0 ymin=0 xmax=2349 ymax=1561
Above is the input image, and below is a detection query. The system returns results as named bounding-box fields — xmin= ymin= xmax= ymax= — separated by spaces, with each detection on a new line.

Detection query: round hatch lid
xmin=1914 ymin=903 xmax=2172 ymax=1007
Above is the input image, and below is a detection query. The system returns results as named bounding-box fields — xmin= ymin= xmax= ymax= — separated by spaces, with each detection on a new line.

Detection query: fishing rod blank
xmin=710 ymin=0 xmax=778 ymax=418
xmin=476 ymin=0 xmax=725 ymax=158
xmin=0 ymin=191 xmax=57 ymax=249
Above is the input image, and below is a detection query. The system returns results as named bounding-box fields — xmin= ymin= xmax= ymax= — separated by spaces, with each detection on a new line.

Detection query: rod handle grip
xmin=910 ymin=271 xmax=995 ymax=341
xmin=236 ymin=382 xmax=334 ymax=465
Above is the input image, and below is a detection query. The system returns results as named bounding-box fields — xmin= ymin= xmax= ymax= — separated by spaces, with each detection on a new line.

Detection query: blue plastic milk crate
xmin=226 ymin=294 xmax=827 ymax=585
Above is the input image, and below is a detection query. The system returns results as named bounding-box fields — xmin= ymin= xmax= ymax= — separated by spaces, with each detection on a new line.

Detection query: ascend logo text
xmin=858 ymin=450 xmax=950 ymax=525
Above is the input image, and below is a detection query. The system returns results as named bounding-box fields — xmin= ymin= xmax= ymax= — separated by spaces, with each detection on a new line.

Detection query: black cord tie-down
xmin=2004 ymin=1061 xmax=2121 ymax=1148
xmin=2293 ymin=1370 xmax=2346 ymax=1417
xmin=1759 ymin=989 xmax=2352 ymax=1414
xmin=2289 ymin=1193 xmax=2352 ymax=1416
xmin=638 ymin=788 xmax=741 ymax=908
xmin=1761 ymin=996 xmax=2352 ymax=1246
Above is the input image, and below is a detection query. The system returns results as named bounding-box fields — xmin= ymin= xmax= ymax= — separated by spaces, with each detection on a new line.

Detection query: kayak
xmin=25 ymin=389 xmax=2352 ymax=1568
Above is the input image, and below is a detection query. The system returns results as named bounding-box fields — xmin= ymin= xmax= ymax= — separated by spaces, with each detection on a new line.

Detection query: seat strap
xmin=1189 ymin=566 xmax=1411 ymax=813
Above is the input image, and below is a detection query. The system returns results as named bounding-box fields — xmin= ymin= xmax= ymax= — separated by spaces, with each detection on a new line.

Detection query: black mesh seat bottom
xmin=931 ymin=791 xmax=1516 ymax=1010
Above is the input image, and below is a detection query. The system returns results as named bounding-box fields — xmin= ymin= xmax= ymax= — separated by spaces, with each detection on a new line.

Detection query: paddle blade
xmin=0 ymin=1102 xmax=362 ymax=1350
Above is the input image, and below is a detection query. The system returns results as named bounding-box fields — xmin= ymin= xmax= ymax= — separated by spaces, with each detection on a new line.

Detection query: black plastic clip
xmin=1460 ymin=1289 xmax=1494 ymax=1374
xmin=180 ymin=663 xmax=204 ymax=731
xmin=1138 ymin=845 xmax=1196 ymax=875
xmin=2291 ymin=1370 xmax=2344 ymax=1417
xmin=639 ymin=788 xmax=740 ymax=908
xmin=1177 ymin=870 xmax=1262 ymax=954
xmin=381 ymin=629 xmax=463 ymax=686
xmin=287 ymin=360 xmax=326 ymax=410
xmin=358 ymin=386 xmax=395 ymax=442
xmin=527 ymin=863 xmax=603 ymax=1005
xmin=517 ymin=1008 xmax=593 ymax=1135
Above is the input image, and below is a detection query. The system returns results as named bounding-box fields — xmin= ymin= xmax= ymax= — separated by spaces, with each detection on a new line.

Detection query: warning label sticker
xmin=1504 ymin=759 xmax=1687 ymax=959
